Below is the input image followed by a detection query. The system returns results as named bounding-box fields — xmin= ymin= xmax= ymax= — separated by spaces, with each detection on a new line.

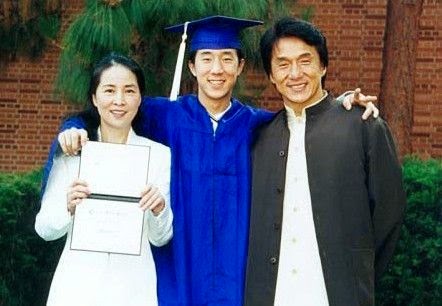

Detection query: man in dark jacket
xmin=244 ymin=17 xmax=406 ymax=306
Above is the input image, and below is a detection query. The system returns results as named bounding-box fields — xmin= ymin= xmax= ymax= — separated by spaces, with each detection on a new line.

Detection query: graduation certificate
xmin=70 ymin=141 xmax=150 ymax=255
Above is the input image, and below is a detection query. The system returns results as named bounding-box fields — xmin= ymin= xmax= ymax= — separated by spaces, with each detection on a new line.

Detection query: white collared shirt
xmin=208 ymin=102 xmax=232 ymax=132
xmin=274 ymin=94 xmax=329 ymax=306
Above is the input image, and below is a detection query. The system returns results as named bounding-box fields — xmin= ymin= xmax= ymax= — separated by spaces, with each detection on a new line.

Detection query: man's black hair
xmin=260 ymin=17 xmax=328 ymax=86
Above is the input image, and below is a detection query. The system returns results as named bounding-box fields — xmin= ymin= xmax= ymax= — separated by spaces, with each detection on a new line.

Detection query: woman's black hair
xmin=75 ymin=52 xmax=146 ymax=141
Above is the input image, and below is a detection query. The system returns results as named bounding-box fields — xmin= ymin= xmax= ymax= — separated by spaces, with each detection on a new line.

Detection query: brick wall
xmin=256 ymin=0 xmax=441 ymax=158
xmin=0 ymin=0 xmax=440 ymax=172
xmin=412 ymin=1 xmax=442 ymax=157
xmin=0 ymin=1 xmax=83 ymax=172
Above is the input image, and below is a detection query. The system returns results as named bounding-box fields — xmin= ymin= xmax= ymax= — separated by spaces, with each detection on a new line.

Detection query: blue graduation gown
xmin=42 ymin=94 xmax=274 ymax=306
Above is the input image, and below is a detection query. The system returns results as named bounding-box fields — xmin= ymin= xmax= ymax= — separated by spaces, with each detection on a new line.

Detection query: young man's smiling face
xmin=188 ymin=49 xmax=245 ymax=107
xmin=270 ymin=36 xmax=326 ymax=112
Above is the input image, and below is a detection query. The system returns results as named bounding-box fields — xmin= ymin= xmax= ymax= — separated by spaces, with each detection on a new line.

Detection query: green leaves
xmin=37 ymin=14 xmax=60 ymax=41
xmin=377 ymin=157 xmax=442 ymax=306
xmin=54 ymin=0 xmax=291 ymax=104
xmin=0 ymin=157 xmax=440 ymax=305
xmin=0 ymin=170 xmax=65 ymax=306
xmin=55 ymin=2 xmax=132 ymax=104
xmin=0 ymin=0 xmax=61 ymax=61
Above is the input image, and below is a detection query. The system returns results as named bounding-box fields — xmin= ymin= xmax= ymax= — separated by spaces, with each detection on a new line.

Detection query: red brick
xmin=0 ymin=0 xmax=440 ymax=172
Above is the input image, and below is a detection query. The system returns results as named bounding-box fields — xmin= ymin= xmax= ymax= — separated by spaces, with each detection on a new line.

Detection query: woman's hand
xmin=139 ymin=184 xmax=165 ymax=215
xmin=67 ymin=179 xmax=90 ymax=215
xmin=58 ymin=127 xmax=89 ymax=156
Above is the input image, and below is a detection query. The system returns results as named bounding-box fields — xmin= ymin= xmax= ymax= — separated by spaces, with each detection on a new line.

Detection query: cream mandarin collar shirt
xmin=274 ymin=92 xmax=329 ymax=306
xmin=285 ymin=91 xmax=328 ymax=121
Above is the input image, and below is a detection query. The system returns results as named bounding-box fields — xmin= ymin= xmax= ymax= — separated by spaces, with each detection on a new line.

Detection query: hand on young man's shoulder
xmin=58 ymin=127 xmax=88 ymax=156
xmin=341 ymin=88 xmax=379 ymax=120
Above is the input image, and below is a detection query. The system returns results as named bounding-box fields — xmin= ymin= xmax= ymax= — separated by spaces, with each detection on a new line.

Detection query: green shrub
xmin=0 ymin=157 xmax=440 ymax=305
xmin=377 ymin=157 xmax=442 ymax=306
xmin=0 ymin=170 xmax=64 ymax=306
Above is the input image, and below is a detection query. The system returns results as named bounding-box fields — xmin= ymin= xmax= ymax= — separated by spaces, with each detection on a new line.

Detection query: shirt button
xmin=292 ymin=238 xmax=296 ymax=243
xmin=278 ymin=150 xmax=285 ymax=157
xmin=269 ymin=257 xmax=278 ymax=265
xmin=293 ymin=207 xmax=298 ymax=212
xmin=292 ymin=268 xmax=297 ymax=274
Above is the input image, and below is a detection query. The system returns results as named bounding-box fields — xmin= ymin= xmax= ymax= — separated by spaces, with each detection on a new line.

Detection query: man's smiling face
xmin=189 ymin=48 xmax=244 ymax=106
xmin=270 ymin=36 xmax=326 ymax=110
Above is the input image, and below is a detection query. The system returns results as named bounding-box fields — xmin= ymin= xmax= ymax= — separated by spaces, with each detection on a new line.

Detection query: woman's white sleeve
xmin=35 ymin=156 xmax=74 ymax=241
xmin=147 ymin=148 xmax=173 ymax=247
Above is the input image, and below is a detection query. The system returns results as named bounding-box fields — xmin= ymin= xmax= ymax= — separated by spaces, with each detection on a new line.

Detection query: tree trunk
xmin=379 ymin=0 xmax=423 ymax=157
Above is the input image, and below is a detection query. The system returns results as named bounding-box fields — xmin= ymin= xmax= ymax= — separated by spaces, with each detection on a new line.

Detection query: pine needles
xmin=55 ymin=0 xmax=292 ymax=105
xmin=0 ymin=0 xmax=62 ymax=60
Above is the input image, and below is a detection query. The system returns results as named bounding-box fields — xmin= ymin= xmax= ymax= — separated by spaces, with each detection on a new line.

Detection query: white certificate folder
xmin=70 ymin=141 xmax=150 ymax=256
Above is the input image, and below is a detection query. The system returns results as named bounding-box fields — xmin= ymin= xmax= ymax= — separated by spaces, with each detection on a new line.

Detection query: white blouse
xmin=35 ymin=129 xmax=172 ymax=306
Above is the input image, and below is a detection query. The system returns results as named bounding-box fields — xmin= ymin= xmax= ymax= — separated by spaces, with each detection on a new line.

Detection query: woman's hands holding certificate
xmin=139 ymin=184 xmax=165 ymax=215
xmin=67 ymin=179 xmax=90 ymax=215
xmin=67 ymin=181 xmax=165 ymax=215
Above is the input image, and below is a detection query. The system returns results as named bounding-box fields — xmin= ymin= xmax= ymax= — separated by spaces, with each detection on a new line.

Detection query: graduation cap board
xmin=166 ymin=15 xmax=263 ymax=101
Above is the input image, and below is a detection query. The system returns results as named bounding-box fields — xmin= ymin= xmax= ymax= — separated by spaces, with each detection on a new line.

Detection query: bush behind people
xmin=0 ymin=157 xmax=440 ymax=305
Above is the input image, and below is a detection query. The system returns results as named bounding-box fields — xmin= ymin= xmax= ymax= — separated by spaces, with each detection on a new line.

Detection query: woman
xmin=35 ymin=53 xmax=172 ymax=306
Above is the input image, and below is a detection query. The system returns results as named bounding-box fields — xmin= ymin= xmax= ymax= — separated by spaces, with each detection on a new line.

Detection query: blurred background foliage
xmin=0 ymin=170 xmax=64 ymax=306
xmin=0 ymin=0 xmax=62 ymax=60
xmin=0 ymin=157 xmax=440 ymax=305
xmin=376 ymin=157 xmax=442 ymax=305
xmin=54 ymin=0 xmax=290 ymax=105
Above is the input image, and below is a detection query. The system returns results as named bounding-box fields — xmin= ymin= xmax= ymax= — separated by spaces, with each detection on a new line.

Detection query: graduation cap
xmin=166 ymin=15 xmax=263 ymax=101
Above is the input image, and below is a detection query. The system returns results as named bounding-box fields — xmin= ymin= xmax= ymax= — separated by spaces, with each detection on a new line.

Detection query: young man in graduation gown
xmin=244 ymin=17 xmax=406 ymax=306
xmin=43 ymin=16 xmax=379 ymax=306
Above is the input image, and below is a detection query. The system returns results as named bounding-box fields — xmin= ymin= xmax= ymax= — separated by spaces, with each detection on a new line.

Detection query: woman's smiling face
xmin=92 ymin=64 xmax=141 ymax=133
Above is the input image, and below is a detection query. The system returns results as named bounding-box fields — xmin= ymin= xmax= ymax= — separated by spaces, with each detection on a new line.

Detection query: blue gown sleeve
xmin=248 ymin=107 xmax=276 ymax=143
xmin=133 ymin=96 xmax=176 ymax=147
xmin=250 ymin=107 xmax=275 ymax=129
xmin=41 ymin=116 xmax=86 ymax=198
xmin=41 ymin=96 xmax=177 ymax=205
xmin=61 ymin=116 xmax=86 ymax=130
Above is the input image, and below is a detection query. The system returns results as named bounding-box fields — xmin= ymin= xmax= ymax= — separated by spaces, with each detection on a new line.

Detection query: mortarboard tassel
xmin=169 ymin=21 xmax=189 ymax=101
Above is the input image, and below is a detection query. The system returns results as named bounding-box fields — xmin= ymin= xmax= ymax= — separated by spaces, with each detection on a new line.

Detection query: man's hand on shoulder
xmin=58 ymin=127 xmax=88 ymax=156
xmin=342 ymin=88 xmax=379 ymax=120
